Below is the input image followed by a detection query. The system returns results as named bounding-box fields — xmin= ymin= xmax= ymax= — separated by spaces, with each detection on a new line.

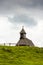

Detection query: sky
xmin=0 ymin=0 xmax=43 ymax=47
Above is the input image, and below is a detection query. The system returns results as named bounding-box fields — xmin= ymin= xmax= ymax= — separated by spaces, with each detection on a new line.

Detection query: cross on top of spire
xmin=22 ymin=26 xmax=24 ymax=29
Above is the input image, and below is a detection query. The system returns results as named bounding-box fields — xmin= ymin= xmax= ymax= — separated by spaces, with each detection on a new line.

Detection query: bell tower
xmin=20 ymin=26 xmax=26 ymax=39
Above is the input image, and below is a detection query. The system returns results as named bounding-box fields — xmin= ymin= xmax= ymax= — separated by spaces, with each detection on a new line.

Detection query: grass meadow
xmin=0 ymin=46 xmax=43 ymax=65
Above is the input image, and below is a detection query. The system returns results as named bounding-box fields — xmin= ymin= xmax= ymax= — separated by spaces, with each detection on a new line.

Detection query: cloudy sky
xmin=0 ymin=0 xmax=43 ymax=47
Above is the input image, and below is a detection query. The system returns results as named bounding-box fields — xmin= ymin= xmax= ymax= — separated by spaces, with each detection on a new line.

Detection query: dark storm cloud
xmin=8 ymin=14 xmax=37 ymax=27
xmin=0 ymin=0 xmax=43 ymax=14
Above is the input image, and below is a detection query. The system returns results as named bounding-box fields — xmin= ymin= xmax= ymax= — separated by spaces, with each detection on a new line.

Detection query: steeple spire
xmin=20 ymin=26 xmax=26 ymax=39
xmin=20 ymin=26 xmax=26 ymax=34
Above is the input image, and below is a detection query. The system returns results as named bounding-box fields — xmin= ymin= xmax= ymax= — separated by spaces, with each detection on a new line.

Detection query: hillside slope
xmin=0 ymin=46 xmax=43 ymax=65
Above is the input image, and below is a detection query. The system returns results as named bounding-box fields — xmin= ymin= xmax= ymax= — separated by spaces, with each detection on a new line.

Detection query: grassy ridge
xmin=0 ymin=46 xmax=43 ymax=65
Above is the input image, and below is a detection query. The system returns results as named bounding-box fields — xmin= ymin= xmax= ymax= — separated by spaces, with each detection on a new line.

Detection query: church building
xmin=16 ymin=27 xmax=34 ymax=46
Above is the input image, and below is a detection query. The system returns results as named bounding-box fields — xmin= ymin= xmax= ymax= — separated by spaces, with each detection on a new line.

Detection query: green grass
xmin=0 ymin=46 xmax=43 ymax=65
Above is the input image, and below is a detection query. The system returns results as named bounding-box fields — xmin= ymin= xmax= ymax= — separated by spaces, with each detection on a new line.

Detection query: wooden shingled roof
xmin=16 ymin=38 xmax=34 ymax=46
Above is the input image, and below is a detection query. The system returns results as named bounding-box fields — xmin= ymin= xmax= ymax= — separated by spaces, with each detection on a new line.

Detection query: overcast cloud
xmin=8 ymin=14 xmax=37 ymax=27
xmin=0 ymin=0 xmax=43 ymax=14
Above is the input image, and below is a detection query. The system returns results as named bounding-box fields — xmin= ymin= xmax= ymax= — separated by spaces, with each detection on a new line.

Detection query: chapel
xmin=16 ymin=27 xmax=34 ymax=46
